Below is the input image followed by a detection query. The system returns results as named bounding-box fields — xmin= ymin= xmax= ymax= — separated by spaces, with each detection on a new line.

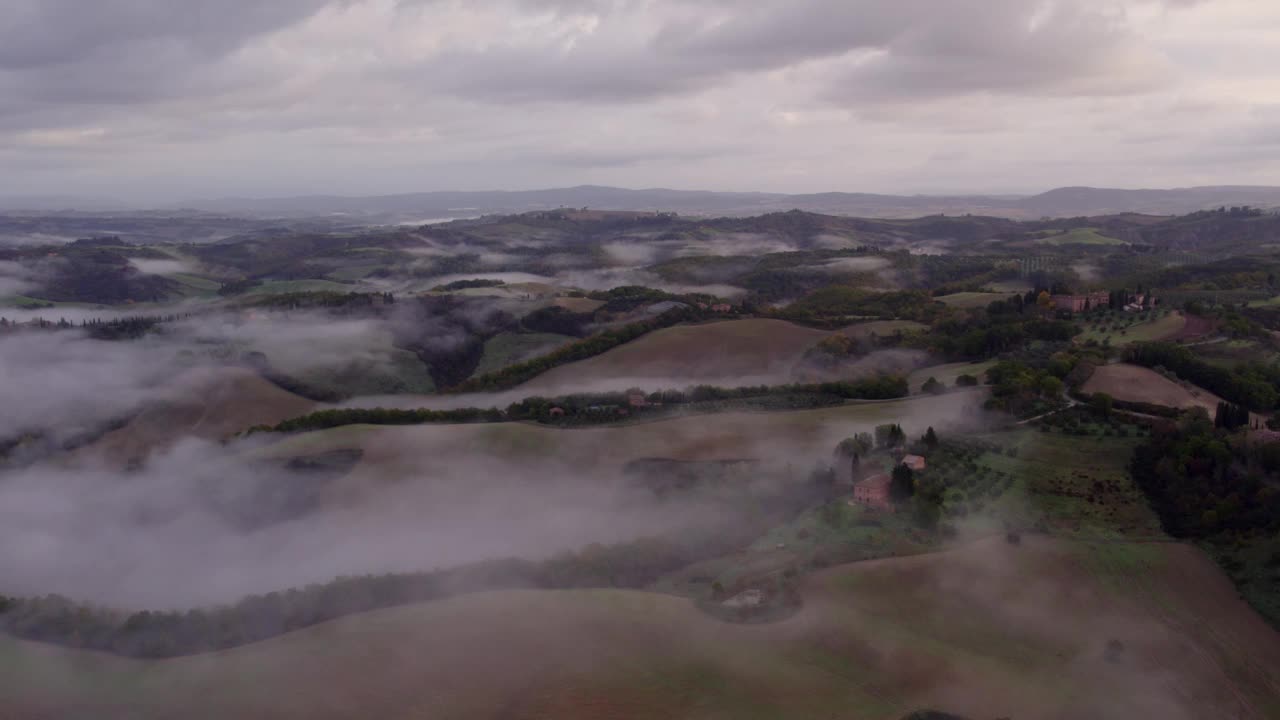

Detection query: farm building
xmin=901 ymin=454 xmax=926 ymax=471
xmin=851 ymin=473 xmax=892 ymax=510
xmin=1051 ymin=291 xmax=1109 ymax=313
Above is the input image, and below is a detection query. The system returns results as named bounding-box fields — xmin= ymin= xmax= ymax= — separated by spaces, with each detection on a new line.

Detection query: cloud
xmin=0 ymin=1 xmax=333 ymax=126
xmin=0 ymin=0 xmax=1276 ymax=198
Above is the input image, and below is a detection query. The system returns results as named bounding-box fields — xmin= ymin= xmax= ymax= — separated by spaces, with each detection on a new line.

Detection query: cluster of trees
xmin=920 ymin=255 xmax=1003 ymax=294
xmin=984 ymin=359 xmax=1067 ymax=416
xmin=240 ymin=291 xmax=395 ymax=310
xmin=920 ymin=298 xmax=1077 ymax=360
xmin=510 ymin=376 xmax=909 ymax=424
xmin=253 ymin=406 xmax=505 ymax=433
xmin=1131 ymin=413 xmax=1280 ymax=539
xmin=83 ymin=315 xmax=173 ymax=340
xmin=1214 ymin=401 xmax=1252 ymax=430
xmin=0 ymin=314 xmax=187 ymax=341
xmin=518 ymin=305 xmax=594 ymax=337
xmin=8 ymin=532 xmax=734 ymax=658
xmin=585 ymin=286 xmax=712 ymax=314
xmin=431 ymin=279 xmax=504 ymax=291
xmin=0 ymin=559 xmax=538 ymax=658
xmin=1125 ymin=342 xmax=1280 ymax=411
xmin=874 ymin=422 xmax=907 ymax=448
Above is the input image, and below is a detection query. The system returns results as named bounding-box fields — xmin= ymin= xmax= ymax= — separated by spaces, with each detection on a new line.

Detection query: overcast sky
xmin=1 ymin=0 xmax=1277 ymax=201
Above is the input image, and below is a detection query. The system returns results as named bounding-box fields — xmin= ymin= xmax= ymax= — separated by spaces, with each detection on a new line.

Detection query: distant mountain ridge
xmin=177 ymin=184 xmax=1280 ymax=221
xmin=5 ymin=185 xmax=1279 ymax=221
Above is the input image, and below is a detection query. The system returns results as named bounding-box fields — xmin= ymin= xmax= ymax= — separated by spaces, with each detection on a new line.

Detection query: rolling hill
xmin=73 ymin=367 xmax=315 ymax=468
xmin=3 ymin=536 xmax=1276 ymax=719
xmin=512 ymin=319 xmax=832 ymax=395
xmin=174 ymin=185 xmax=1280 ymax=221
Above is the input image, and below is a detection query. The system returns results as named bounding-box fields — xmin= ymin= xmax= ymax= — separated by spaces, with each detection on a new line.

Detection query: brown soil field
xmin=1082 ymin=363 xmax=1223 ymax=414
xmin=516 ymin=319 xmax=832 ymax=394
xmin=72 ymin=367 xmax=315 ymax=468
xmin=4 ymin=537 xmax=1276 ymax=719
xmin=552 ymin=296 xmax=606 ymax=313
xmin=1171 ymin=313 xmax=1218 ymax=342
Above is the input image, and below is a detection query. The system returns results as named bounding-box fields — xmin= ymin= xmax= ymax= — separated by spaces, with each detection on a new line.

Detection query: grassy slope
xmin=1034 ymin=228 xmax=1128 ymax=246
xmin=1075 ymin=311 xmax=1186 ymax=347
xmin=907 ymin=360 xmax=996 ymax=394
xmin=472 ymin=332 xmax=576 ymax=378
xmin=515 ymin=319 xmax=831 ymax=394
xmin=255 ymin=390 xmax=990 ymax=469
xmin=73 ymin=367 xmax=316 ymax=467
xmin=240 ymin=279 xmax=356 ymax=296
xmin=837 ymin=319 xmax=929 ymax=339
xmin=4 ymin=537 xmax=1277 ymax=720
xmin=934 ymin=292 xmax=1011 ymax=309
xmin=1082 ymin=363 xmax=1223 ymax=415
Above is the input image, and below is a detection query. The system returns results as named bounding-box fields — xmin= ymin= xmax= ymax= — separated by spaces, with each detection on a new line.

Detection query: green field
xmin=472 ymin=332 xmax=576 ymax=378
xmin=240 ymin=279 xmax=357 ymax=296
xmin=165 ymin=272 xmax=223 ymax=296
xmin=836 ymin=319 xmax=929 ymax=339
xmin=934 ymin=291 xmax=1012 ymax=309
xmin=1032 ymin=228 xmax=1128 ymax=246
xmin=907 ymin=360 xmax=995 ymax=393
xmin=987 ymin=280 xmax=1034 ymax=293
xmin=1075 ymin=310 xmax=1185 ymax=347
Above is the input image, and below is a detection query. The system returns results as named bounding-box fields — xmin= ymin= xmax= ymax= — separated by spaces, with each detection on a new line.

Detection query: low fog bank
xmin=0 ymin=433 xmax=827 ymax=608
xmin=0 ymin=310 xmax=409 ymax=445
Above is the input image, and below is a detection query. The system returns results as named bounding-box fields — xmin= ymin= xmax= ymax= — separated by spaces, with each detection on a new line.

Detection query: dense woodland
xmin=1130 ymin=413 xmax=1280 ymax=622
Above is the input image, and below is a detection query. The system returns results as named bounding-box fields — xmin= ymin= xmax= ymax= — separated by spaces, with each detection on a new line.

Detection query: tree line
xmin=0 ymin=470 xmax=829 ymax=659
xmin=1124 ymin=342 xmax=1280 ymax=411
xmin=449 ymin=306 xmax=700 ymax=392
xmin=254 ymin=375 xmax=911 ymax=433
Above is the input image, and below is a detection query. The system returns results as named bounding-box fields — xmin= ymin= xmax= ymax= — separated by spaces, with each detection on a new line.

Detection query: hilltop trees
xmin=890 ymin=463 xmax=915 ymax=503
xmin=1215 ymin=401 xmax=1250 ymax=430
xmin=1125 ymin=342 xmax=1279 ymax=411
xmin=923 ymin=427 xmax=939 ymax=449
xmin=1091 ymin=392 xmax=1114 ymax=418
xmin=875 ymin=423 xmax=906 ymax=449
xmin=836 ymin=433 xmax=874 ymax=475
